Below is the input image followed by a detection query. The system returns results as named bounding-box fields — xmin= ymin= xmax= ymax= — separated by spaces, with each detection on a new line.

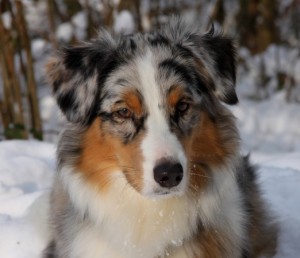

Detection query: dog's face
xmin=47 ymin=20 xmax=238 ymax=198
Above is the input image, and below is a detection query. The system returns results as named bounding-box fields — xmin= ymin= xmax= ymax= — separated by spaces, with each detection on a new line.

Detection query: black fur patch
xmin=194 ymin=74 xmax=210 ymax=95
xmin=98 ymin=111 xmax=113 ymax=121
xmin=129 ymin=38 xmax=137 ymax=51
xmin=64 ymin=47 xmax=84 ymax=70
xmin=53 ymin=78 xmax=63 ymax=93
xmin=201 ymin=34 xmax=238 ymax=105
xmin=202 ymin=35 xmax=236 ymax=84
xmin=223 ymin=89 xmax=239 ymax=105
xmin=173 ymin=44 xmax=195 ymax=59
xmin=147 ymin=33 xmax=170 ymax=47
xmin=119 ymin=35 xmax=138 ymax=53
xmin=97 ymin=52 xmax=127 ymax=88
xmin=57 ymin=89 xmax=78 ymax=116
xmin=159 ymin=59 xmax=195 ymax=85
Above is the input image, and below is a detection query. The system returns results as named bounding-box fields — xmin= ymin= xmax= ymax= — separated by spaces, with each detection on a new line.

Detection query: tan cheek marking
xmin=111 ymin=131 xmax=146 ymax=193
xmin=180 ymin=137 xmax=209 ymax=193
xmin=189 ymin=162 xmax=210 ymax=193
xmin=190 ymin=112 xmax=227 ymax=165
xmin=181 ymin=111 xmax=234 ymax=192
xmin=76 ymin=117 xmax=146 ymax=194
xmin=76 ymin=118 xmax=120 ymax=193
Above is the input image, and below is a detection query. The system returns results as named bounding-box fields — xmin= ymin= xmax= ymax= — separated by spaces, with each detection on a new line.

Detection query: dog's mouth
xmin=144 ymin=186 xmax=185 ymax=199
xmin=154 ymin=190 xmax=171 ymax=196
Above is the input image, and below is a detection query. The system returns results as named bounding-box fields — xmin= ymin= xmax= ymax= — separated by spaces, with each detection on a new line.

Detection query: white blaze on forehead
xmin=136 ymin=49 xmax=187 ymax=196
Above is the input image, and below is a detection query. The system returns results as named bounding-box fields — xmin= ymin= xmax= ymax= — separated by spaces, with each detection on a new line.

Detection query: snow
xmin=114 ymin=10 xmax=135 ymax=35
xmin=231 ymin=92 xmax=300 ymax=152
xmin=1 ymin=87 xmax=300 ymax=257
xmin=2 ymin=12 xmax=12 ymax=29
xmin=39 ymin=86 xmax=66 ymax=143
xmin=56 ymin=22 xmax=74 ymax=43
xmin=72 ymin=11 xmax=88 ymax=30
xmin=52 ymin=11 xmax=88 ymax=43
xmin=254 ymin=161 xmax=300 ymax=258
xmin=72 ymin=11 xmax=88 ymax=40
xmin=295 ymin=60 xmax=300 ymax=84
xmin=31 ymin=39 xmax=48 ymax=60
xmin=237 ymin=45 xmax=300 ymax=101
xmin=23 ymin=1 xmax=48 ymax=34
xmin=0 ymin=141 xmax=55 ymax=258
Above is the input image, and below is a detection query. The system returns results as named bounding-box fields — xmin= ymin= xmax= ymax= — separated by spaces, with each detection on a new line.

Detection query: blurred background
xmin=0 ymin=0 xmax=300 ymax=152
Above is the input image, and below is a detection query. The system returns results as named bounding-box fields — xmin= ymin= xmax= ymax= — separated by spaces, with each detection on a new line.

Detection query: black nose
xmin=153 ymin=161 xmax=183 ymax=188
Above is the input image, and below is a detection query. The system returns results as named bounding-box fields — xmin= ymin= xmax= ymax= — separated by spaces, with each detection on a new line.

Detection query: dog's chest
xmin=70 ymin=189 xmax=199 ymax=257
xmin=70 ymin=224 xmax=196 ymax=258
xmin=62 ymin=166 xmax=244 ymax=258
xmin=63 ymin=171 xmax=200 ymax=257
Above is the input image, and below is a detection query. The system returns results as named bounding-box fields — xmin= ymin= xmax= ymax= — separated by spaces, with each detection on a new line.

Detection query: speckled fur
xmin=44 ymin=17 xmax=277 ymax=258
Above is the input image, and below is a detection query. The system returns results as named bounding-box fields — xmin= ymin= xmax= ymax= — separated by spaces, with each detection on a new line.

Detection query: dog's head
xmin=47 ymin=18 xmax=239 ymax=198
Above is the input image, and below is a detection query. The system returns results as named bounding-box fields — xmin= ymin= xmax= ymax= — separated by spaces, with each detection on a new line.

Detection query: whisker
xmin=189 ymin=173 xmax=213 ymax=179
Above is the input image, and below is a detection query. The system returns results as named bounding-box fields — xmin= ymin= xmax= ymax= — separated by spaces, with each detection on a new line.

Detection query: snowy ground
xmin=0 ymin=141 xmax=55 ymax=258
xmin=0 ymin=94 xmax=300 ymax=258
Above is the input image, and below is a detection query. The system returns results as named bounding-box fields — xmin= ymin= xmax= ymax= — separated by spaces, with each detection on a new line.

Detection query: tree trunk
xmin=16 ymin=0 xmax=43 ymax=140
xmin=0 ymin=13 xmax=27 ymax=139
xmin=47 ymin=0 xmax=58 ymax=48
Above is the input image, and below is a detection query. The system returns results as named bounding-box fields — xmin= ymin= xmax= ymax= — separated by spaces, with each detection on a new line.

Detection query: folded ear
xmin=46 ymin=34 xmax=116 ymax=125
xmin=199 ymin=27 xmax=238 ymax=105
xmin=162 ymin=19 xmax=238 ymax=105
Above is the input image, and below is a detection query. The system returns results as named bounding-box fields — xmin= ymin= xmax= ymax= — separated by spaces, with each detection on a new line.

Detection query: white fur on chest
xmin=70 ymin=225 xmax=194 ymax=258
xmin=61 ymin=167 xmax=199 ymax=258
xmin=60 ymin=165 xmax=244 ymax=258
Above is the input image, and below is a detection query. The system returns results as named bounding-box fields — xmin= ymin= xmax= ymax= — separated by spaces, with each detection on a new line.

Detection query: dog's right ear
xmin=46 ymin=34 xmax=116 ymax=125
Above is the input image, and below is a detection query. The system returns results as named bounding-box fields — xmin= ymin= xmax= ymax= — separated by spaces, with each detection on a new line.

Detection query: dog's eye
xmin=116 ymin=108 xmax=132 ymax=119
xmin=177 ymin=101 xmax=190 ymax=114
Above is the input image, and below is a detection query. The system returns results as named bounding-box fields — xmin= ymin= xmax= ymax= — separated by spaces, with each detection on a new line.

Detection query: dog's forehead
xmin=101 ymin=40 xmax=195 ymax=101
xmin=102 ymin=47 xmax=181 ymax=98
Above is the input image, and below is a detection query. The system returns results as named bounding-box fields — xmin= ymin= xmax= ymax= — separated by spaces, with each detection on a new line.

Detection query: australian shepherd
xmin=44 ymin=18 xmax=277 ymax=258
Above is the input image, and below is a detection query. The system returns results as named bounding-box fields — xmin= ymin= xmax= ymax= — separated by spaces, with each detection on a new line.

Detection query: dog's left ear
xmin=164 ymin=19 xmax=238 ymax=104
xmin=198 ymin=27 xmax=238 ymax=105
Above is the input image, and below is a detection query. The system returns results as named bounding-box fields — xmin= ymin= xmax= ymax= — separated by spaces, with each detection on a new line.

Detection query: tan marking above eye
xmin=168 ymin=85 xmax=184 ymax=107
xmin=167 ymin=86 xmax=193 ymax=116
xmin=121 ymin=90 xmax=143 ymax=116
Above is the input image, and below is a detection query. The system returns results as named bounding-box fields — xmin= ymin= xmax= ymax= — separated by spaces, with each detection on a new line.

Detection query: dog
xmin=44 ymin=18 xmax=277 ymax=258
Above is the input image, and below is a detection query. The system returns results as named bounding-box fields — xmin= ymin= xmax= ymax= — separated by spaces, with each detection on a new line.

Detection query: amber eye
xmin=116 ymin=108 xmax=132 ymax=119
xmin=177 ymin=101 xmax=190 ymax=114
